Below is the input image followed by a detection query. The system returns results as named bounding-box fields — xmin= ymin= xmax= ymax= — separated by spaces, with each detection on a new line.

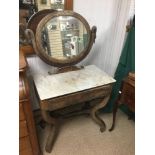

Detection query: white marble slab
xmin=33 ymin=65 xmax=116 ymax=100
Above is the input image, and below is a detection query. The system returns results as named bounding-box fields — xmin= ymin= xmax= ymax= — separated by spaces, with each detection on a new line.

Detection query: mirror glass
xmin=41 ymin=16 xmax=89 ymax=60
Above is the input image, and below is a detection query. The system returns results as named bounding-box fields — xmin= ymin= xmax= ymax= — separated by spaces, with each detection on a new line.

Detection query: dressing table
xmin=26 ymin=10 xmax=116 ymax=153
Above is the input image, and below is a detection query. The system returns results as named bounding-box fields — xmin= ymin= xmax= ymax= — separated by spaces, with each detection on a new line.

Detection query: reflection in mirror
xmin=36 ymin=0 xmax=65 ymax=11
xmin=41 ymin=16 xmax=89 ymax=60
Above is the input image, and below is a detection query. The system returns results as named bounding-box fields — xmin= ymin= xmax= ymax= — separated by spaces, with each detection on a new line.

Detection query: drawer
xmin=20 ymin=148 xmax=33 ymax=155
xmin=19 ymin=136 xmax=31 ymax=151
xmin=19 ymin=103 xmax=25 ymax=121
xmin=41 ymin=85 xmax=112 ymax=111
xmin=19 ymin=120 xmax=28 ymax=138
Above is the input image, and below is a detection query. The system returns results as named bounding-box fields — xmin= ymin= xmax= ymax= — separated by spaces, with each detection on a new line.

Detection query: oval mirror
xmin=41 ymin=16 xmax=89 ymax=59
xmin=34 ymin=11 xmax=96 ymax=67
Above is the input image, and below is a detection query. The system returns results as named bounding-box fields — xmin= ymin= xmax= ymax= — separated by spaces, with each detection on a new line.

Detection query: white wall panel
xmin=74 ymin=0 xmax=131 ymax=76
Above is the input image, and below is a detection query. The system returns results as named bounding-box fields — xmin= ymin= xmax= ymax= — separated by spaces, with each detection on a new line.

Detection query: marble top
xmin=33 ymin=65 xmax=116 ymax=100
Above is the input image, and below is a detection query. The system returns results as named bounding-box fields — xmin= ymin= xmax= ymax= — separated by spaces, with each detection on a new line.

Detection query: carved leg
xmin=109 ymin=100 xmax=119 ymax=132
xmin=45 ymin=122 xmax=60 ymax=153
xmin=90 ymin=95 xmax=110 ymax=132
xmin=41 ymin=110 xmax=60 ymax=153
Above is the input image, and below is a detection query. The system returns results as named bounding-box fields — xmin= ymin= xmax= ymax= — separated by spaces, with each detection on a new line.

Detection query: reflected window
xmin=41 ymin=16 xmax=89 ymax=60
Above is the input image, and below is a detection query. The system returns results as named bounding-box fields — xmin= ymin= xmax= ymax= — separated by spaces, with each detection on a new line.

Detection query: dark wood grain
xmin=19 ymin=51 xmax=42 ymax=155
xmin=20 ymin=148 xmax=33 ymax=155
xmin=19 ymin=136 xmax=31 ymax=151
xmin=19 ymin=50 xmax=28 ymax=71
xmin=65 ymin=0 xmax=73 ymax=10
xmin=20 ymin=45 xmax=35 ymax=56
xmin=19 ymin=103 xmax=25 ymax=121
xmin=19 ymin=120 xmax=29 ymax=138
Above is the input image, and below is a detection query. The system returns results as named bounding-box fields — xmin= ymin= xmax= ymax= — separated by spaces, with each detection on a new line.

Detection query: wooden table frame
xmin=34 ymin=83 xmax=113 ymax=153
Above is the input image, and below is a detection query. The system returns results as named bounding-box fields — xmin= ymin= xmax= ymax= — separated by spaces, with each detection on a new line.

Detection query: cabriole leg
xmin=90 ymin=95 xmax=110 ymax=132
xmin=41 ymin=110 xmax=60 ymax=153
xmin=109 ymin=100 xmax=119 ymax=132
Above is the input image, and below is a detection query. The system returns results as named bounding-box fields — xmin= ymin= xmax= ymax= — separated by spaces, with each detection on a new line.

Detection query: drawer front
xmin=41 ymin=85 xmax=112 ymax=111
xmin=19 ymin=120 xmax=28 ymax=138
xmin=19 ymin=103 xmax=25 ymax=121
xmin=20 ymin=148 xmax=33 ymax=155
xmin=19 ymin=136 xmax=31 ymax=151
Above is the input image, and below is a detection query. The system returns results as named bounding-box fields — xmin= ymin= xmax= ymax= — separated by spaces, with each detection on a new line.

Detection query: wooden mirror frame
xmin=26 ymin=11 xmax=97 ymax=67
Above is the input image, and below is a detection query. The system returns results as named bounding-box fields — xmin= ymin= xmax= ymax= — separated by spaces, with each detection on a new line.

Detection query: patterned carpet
xmin=37 ymin=110 xmax=135 ymax=155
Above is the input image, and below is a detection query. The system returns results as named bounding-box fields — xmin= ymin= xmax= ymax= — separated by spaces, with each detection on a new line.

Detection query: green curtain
xmin=102 ymin=24 xmax=135 ymax=113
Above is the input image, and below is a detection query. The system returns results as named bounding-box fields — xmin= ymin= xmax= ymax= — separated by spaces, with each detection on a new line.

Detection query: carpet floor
xmin=37 ymin=110 xmax=135 ymax=155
